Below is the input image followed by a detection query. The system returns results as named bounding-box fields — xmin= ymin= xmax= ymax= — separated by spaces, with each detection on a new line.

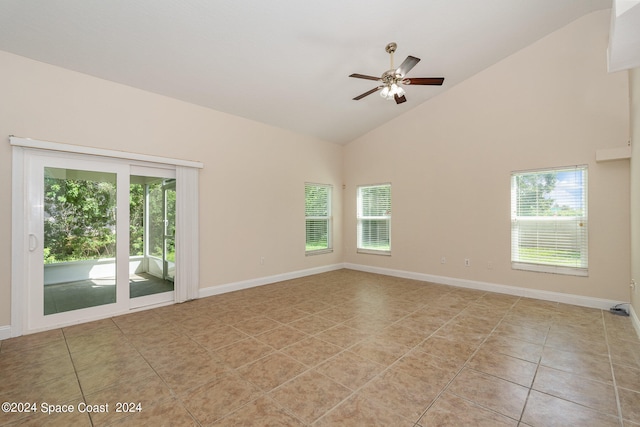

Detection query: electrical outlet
xmin=260 ymin=257 xmax=265 ymax=265
xmin=464 ymin=258 xmax=470 ymax=267
xmin=441 ymin=257 xmax=446 ymax=264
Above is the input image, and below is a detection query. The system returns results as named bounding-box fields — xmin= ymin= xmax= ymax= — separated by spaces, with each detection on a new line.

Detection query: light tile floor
xmin=1 ymin=269 xmax=639 ymax=426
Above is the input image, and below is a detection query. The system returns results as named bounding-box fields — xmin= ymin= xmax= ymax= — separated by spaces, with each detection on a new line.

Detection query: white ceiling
xmin=0 ymin=0 xmax=614 ymax=145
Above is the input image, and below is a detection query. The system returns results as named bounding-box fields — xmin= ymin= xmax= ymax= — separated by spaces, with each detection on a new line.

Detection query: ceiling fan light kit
xmin=349 ymin=42 xmax=444 ymax=105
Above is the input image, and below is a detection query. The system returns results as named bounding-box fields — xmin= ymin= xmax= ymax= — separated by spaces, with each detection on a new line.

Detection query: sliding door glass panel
xmin=43 ymin=167 xmax=117 ymax=314
xmin=129 ymin=176 xmax=175 ymax=298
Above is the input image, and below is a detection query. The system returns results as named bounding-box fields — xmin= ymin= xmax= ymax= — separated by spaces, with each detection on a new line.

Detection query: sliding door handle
xmin=28 ymin=234 xmax=38 ymax=252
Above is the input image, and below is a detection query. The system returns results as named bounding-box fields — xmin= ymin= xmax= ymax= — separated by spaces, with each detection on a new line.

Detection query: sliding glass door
xmin=25 ymin=152 xmax=176 ymax=330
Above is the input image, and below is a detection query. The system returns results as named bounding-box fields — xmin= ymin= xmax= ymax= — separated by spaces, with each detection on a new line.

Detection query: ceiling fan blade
xmin=403 ymin=77 xmax=445 ymax=85
xmin=349 ymin=73 xmax=381 ymax=81
xmin=396 ymin=56 xmax=420 ymax=77
xmin=353 ymin=86 xmax=382 ymax=100
xmin=394 ymin=94 xmax=407 ymax=104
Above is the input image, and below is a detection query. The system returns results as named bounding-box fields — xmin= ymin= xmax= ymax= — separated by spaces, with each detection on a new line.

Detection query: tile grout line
xmin=517 ymin=317 xmax=552 ymax=427
xmin=417 ymin=295 xmax=531 ymax=425
xmin=288 ymin=293 xmax=449 ymax=425
xmin=522 ymin=308 xmax=627 ymax=426
xmin=602 ymin=310 xmax=626 ymax=427
xmin=187 ymin=314 xmax=325 ymax=425
xmin=305 ymin=290 xmax=518 ymax=425
xmin=61 ymin=325 xmax=94 ymax=427
xmin=414 ymin=293 xmax=526 ymax=423
xmin=111 ymin=317 xmax=204 ymax=426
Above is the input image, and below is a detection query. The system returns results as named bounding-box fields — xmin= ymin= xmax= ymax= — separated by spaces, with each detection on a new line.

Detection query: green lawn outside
xmin=306 ymin=242 xmax=328 ymax=251
xmin=517 ymin=247 xmax=583 ymax=267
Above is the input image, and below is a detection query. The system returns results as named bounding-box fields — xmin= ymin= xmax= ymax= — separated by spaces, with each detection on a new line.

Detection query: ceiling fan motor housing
xmin=382 ymin=69 xmax=402 ymax=85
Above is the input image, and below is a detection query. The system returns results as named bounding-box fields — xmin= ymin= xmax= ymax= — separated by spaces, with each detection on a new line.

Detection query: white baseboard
xmin=0 ymin=325 xmax=12 ymax=341
xmin=199 ymin=263 xmax=344 ymax=299
xmin=344 ymin=263 xmax=627 ymax=311
xmin=198 ymin=261 xmax=627 ymax=311
xmin=6 ymin=263 xmax=632 ymax=341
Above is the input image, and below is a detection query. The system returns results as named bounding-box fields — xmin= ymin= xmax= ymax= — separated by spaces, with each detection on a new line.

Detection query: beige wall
xmin=631 ymin=67 xmax=640 ymax=319
xmin=0 ymin=51 xmax=343 ymax=327
xmin=344 ymin=10 xmax=631 ymax=301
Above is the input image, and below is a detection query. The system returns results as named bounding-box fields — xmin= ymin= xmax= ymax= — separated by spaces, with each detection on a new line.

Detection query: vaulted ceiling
xmin=0 ymin=0 xmax=619 ymax=144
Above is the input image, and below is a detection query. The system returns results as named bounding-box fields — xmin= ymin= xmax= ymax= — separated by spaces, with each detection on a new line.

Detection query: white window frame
xmin=357 ymin=183 xmax=391 ymax=256
xmin=305 ymin=183 xmax=333 ymax=255
xmin=511 ymin=165 xmax=588 ymax=276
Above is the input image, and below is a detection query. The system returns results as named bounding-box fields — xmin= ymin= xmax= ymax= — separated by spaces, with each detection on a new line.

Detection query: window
xmin=511 ymin=166 xmax=588 ymax=276
xmin=357 ymin=183 xmax=391 ymax=255
xmin=305 ymin=183 xmax=332 ymax=254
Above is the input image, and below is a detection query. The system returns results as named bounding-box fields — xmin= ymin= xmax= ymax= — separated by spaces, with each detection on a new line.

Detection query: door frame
xmin=11 ymin=137 xmax=203 ymax=336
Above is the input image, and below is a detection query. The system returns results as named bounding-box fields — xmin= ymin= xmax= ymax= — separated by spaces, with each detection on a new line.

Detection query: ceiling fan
xmin=349 ymin=42 xmax=444 ymax=104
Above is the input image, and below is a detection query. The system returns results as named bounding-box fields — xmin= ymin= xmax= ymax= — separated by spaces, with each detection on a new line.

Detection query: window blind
xmin=511 ymin=166 xmax=588 ymax=276
xmin=357 ymin=184 xmax=391 ymax=255
xmin=305 ymin=183 xmax=332 ymax=254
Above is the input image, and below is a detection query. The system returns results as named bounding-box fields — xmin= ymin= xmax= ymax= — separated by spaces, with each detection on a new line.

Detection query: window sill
xmin=357 ymin=249 xmax=391 ymax=256
xmin=305 ymin=249 xmax=333 ymax=256
xmin=512 ymin=261 xmax=588 ymax=277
